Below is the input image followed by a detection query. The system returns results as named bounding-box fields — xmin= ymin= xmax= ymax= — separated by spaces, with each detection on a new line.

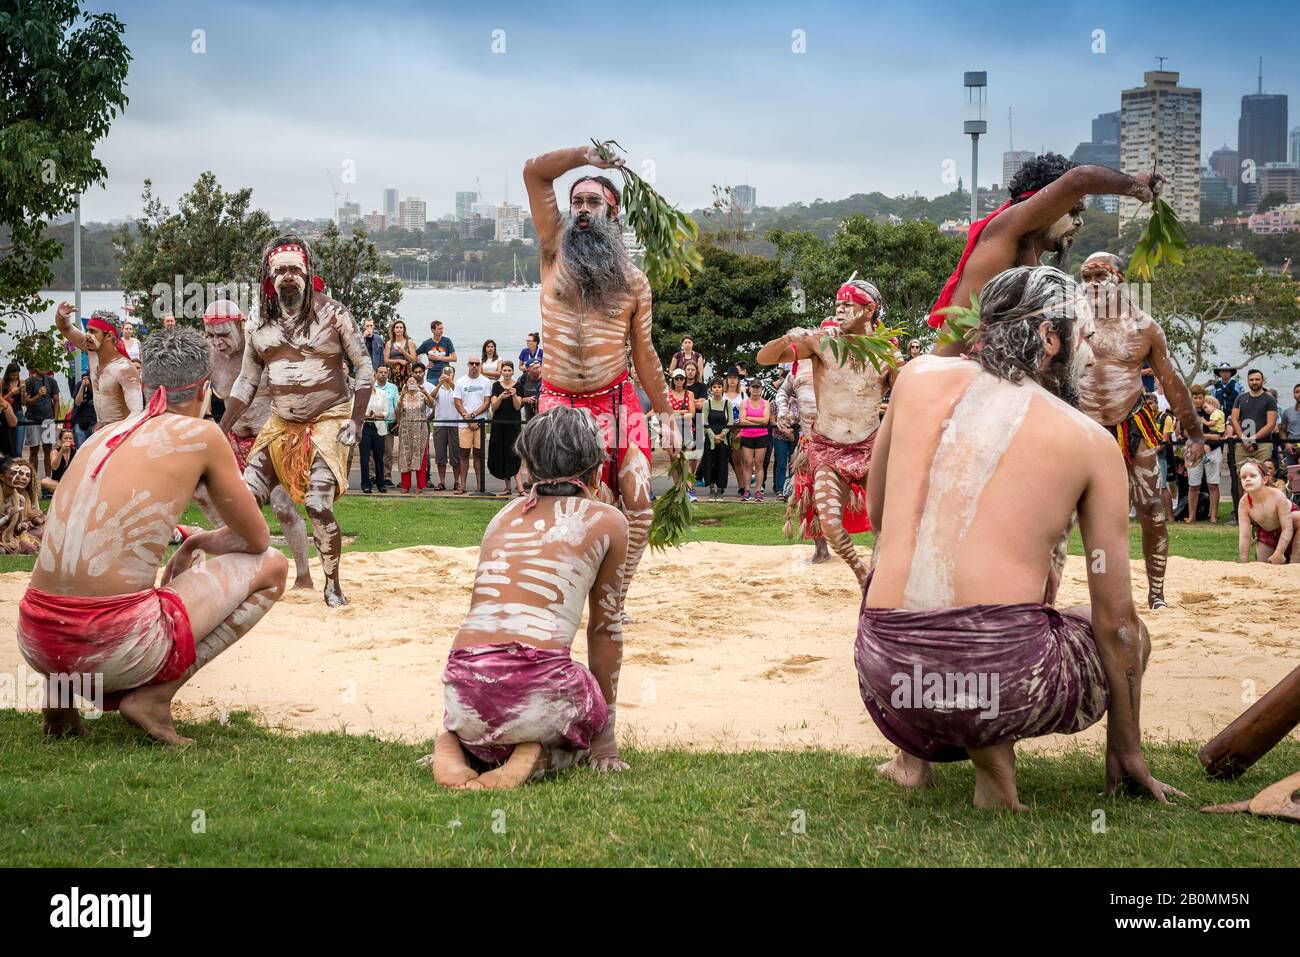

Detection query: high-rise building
xmin=1091 ymin=111 xmax=1121 ymax=145
xmin=1208 ymin=145 xmax=1240 ymax=204
xmin=731 ymin=184 xmax=757 ymax=213
xmin=1237 ymin=62 xmax=1288 ymax=206
xmin=1288 ymin=127 xmax=1300 ymax=166
xmin=455 ymin=191 xmax=478 ymax=221
xmin=1257 ymin=163 xmax=1300 ymax=204
xmin=398 ymin=197 xmax=426 ymax=230
xmin=338 ymin=201 xmax=361 ymax=225
xmin=1200 ymin=169 xmax=1232 ymax=211
xmin=1002 ymin=150 xmax=1035 ymax=188
xmin=1119 ymin=70 xmax=1201 ymax=227
xmin=363 ymin=211 xmax=387 ymax=233
xmin=494 ymin=202 xmax=523 ymax=242
xmin=383 ymin=187 xmax=398 ymax=224
xmin=470 ymin=201 xmax=497 ymax=220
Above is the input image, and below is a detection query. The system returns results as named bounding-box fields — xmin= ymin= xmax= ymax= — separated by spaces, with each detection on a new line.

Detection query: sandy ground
xmin=2 ymin=543 xmax=1297 ymax=754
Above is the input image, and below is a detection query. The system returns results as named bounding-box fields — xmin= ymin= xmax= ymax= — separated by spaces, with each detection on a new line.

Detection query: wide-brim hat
xmin=1214 ymin=362 xmax=1237 ymax=374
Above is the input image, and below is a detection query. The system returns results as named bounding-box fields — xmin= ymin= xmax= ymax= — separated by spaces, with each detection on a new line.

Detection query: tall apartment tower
xmin=383 ymin=187 xmax=398 ymax=225
xmin=731 ymin=184 xmax=757 ymax=213
xmin=1001 ymin=151 xmax=1035 ymax=188
xmin=455 ymin=191 xmax=478 ymax=221
xmin=1119 ymin=70 xmax=1201 ymax=227
xmin=398 ymin=197 xmax=426 ymax=230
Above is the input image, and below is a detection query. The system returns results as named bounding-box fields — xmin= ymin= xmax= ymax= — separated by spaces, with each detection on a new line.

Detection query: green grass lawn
xmin=0 ymin=711 xmax=1295 ymax=867
xmin=0 ymin=497 xmax=1246 ymax=574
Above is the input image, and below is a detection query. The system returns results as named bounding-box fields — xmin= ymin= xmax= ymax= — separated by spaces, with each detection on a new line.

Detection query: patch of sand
xmin=2 ymin=543 xmax=1297 ymax=753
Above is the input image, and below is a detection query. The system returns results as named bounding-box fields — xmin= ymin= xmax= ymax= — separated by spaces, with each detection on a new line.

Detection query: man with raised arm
xmin=1076 ymin=251 xmax=1205 ymax=609
xmin=928 ymin=154 xmax=1162 ymax=351
xmin=218 ymin=236 xmax=373 ymax=607
xmin=52 ymin=303 xmax=143 ymax=429
xmin=860 ymin=266 xmax=1181 ymax=810
xmin=17 ymin=328 xmax=287 ymax=745
xmin=523 ymin=143 xmax=677 ymax=620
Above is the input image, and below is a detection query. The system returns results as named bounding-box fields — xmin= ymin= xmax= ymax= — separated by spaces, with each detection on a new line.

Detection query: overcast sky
xmin=77 ymin=0 xmax=1299 ymax=223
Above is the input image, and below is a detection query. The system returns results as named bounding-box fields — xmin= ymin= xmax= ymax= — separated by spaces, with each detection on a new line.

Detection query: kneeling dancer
xmin=16 ymin=328 xmax=287 ymax=744
xmin=432 ymin=407 xmax=629 ymax=790
xmin=757 ymin=280 xmax=894 ymax=589
xmin=859 ymin=266 xmax=1181 ymax=809
xmin=1237 ymin=460 xmax=1299 ymax=563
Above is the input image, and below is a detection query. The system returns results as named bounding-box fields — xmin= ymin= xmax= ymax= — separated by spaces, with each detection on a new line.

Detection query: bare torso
xmin=867 ymin=356 xmax=1115 ymax=609
xmin=452 ymin=495 xmax=627 ymax=651
xmin=538 ymin=264 xmax=647 ymax=393
xmin=235 ymin=297 xmax=364 ymax=422
xmin=1078 ymin=302 xmax=1155 ymax=427
xmin=209 ymin=346 xmax=273 ymax=438
xmin=32 ymin=411 xmax=222 ymax=596
xmin=88 ymin=352 xmax=142 ymax=428
xmin=806 ymin=332 xmax=887 ymax=445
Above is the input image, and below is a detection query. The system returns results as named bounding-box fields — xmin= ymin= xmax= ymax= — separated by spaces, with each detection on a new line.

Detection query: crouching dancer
xmin=431 ymin=406 xmax=628 ymax=789
xmin=859 ymin=266 xmax=1182 ymax=810
xmin=16 ymin=329 xmax=287 ymax=744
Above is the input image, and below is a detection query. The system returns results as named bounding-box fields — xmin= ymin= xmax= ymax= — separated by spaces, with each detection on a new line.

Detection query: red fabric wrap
xmin=837 ymin=283 xmax=873 ymax=306
xmin=538 ymin=370 xmax=650 ymax=495
xmin=17 ymin=586 xmax=196 ymax=711
xmin=228 ymin=432 xmax=256 ymax=472
xmin=571 ymin=178 xmax=619 ymax=213
xmin=928 ymin=189 xmax=1039 ymax=328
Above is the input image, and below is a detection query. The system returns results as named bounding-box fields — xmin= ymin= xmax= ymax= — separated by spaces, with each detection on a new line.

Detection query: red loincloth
xmin=538 ymin=370 xmax=651 ymax=495
xmin=787 ymin=431 xmax=874 ymax=540
xmin=228 ymin=432 xmax=256 ymax=472
xmin=16 ymin=586 xmax=196 ymax=711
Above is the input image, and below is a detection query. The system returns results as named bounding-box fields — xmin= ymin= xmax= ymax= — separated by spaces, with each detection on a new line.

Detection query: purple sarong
xmin=442 ymin=641 xmax=609 ymax=765
xmin=855 ymin=580 xmax=1109 ymax=762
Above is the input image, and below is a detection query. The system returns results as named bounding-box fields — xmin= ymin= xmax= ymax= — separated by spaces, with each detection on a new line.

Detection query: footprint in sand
xmin=286 ymin=704 xmax=318 ymax=716
xmin=1179 ymin=591 xmax=1218 ymax=604
xmin=760 ymin=654 xmax=828 ymax=680
xmin=626 ymin=652 xmax=678 ymax=666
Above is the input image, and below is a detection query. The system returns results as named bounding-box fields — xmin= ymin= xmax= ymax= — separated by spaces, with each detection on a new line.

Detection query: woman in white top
xmin=480 ymin=339 xmax=501 ymax=381
xmin=121 ymin=321 xmax=141 ymax=362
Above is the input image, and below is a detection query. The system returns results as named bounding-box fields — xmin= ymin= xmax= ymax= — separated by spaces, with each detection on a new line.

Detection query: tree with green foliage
xmin=1255 ymin=191 xmax=1290 ymax=215
xmin=114 ymin=172 xmax=276 ymax=327
xmin=1151 ymin=246 xmax=1300 ymax=386
xmin=650 ymin=240 xmax=794 ymax=372
xmin=313 ymin=222 xmax=403 ymax=328
xmin=768 ymin=217 xmax=962 ymax=346
xmin=0 ymin=0 xmax=130 ymax=370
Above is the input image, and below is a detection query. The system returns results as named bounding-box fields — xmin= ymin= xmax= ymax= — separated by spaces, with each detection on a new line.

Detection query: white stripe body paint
xmin=903 ymin=371 xmax=1032 ymax=610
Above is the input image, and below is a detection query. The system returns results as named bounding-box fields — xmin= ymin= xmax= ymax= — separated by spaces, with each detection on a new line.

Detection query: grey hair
xmin=974 ymin=266 xmax=1081 ymax=400
xmin=1081 ymin=251 xmax=1125 ymax=274
xmin=141 ymin=327 xmax=211 ymax=406
xmin=514 ymin=406 xmax=607 ymax=490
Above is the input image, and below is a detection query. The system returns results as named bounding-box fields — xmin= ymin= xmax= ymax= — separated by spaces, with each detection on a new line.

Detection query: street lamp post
xmin=964 ymin=71 xmax=988 ymax=224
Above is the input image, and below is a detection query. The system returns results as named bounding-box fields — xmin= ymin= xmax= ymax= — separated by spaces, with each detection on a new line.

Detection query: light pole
xmin=964 ymin=71 xmax=987 ymax=224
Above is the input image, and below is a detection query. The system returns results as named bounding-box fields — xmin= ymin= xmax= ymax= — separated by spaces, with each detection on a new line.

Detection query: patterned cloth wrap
xmin=785 ymin=431 xmax=874 ymax=540
xmin=1109 ymin=395 xmax=1160 ymax=466
xmin=442 ymin=641 xmax=609 ymax=766
xmin=1252 ymin=498 xmax=1299 ymax=558
xmin=854 ymin=573 xmax=1108 ymax=762
xmin=17 ymin=586 xmax=196 ymax=711
xmin=247 ymin=398 xmax=353 ymax=504
xmin=538 ymin=370 xmax=650 ymax=496
xmin=227 ymin=432 xmax=256 ymax=472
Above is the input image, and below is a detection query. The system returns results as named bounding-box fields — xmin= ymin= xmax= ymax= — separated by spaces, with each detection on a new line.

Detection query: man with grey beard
xmin=859 ymin=265 xmax=1180 ymax=811
xmin=523 ymin=144 xmax=679 ymax=622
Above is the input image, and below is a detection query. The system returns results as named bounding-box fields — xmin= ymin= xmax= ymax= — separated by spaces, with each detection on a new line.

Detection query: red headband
xmin=837 ymin=284 xmax=875 ymax=307
xmin=571 ymin=179 xmax=619 ymax=213
xmin=203 ymin=301 xmax=245 ymax=326
xmin=86 ymin=316 xmax=132 ymax=362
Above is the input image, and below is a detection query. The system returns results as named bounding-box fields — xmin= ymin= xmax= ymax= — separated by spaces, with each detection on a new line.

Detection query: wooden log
xmin=1199 ymin=664 xmax=1300 ymax=780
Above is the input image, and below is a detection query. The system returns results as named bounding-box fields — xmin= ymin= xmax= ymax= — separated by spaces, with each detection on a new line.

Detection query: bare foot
xmin=808 ymin=540 xmax=832 ymax=565
xmin=324 ymin=583 xmax=349 ymax=607
xmin=463 ymin=742 xmax=545 ymax=790
xmin=429 ymin=731 xmax=480 ymax=789
xmin=292 ymin=575 xmax=315 ymax=590
xmin=876 ymin=750 xmax=934 ymax=789
xmin=969 ymin=743 xmax=1027 ymax=811
xmin=119 ymin=686 xmax=194 ymax=746
xmin=42 ymin=707 xmax=87 ymax=738
xmin=1148 ymin=594 xmax=1168 ymax=610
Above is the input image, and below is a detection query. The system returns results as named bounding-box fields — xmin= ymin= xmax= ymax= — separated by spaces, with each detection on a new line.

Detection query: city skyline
xmin=74 ymin=0 xmax=1299 ymax=224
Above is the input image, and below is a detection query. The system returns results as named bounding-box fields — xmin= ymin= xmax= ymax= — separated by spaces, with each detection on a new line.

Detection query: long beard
xmin=559 ymin=213 xmax=631 ymax=312
xmin=1045 ymin=345 xmax=1083 ymax=409
xmin=276 ymin=277 xmax=305 ymax=313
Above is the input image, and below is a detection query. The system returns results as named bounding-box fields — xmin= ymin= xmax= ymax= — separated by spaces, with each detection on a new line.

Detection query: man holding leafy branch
xmin=756 ymin=278 xmax=897 ymax=591
xmin=928 ymin=153 xmax=1164 ymax=352
xmin=523 ymin=143 xmax=681 ymax=623
xmin=1076 ymin=251 xmax=1204 ymax=610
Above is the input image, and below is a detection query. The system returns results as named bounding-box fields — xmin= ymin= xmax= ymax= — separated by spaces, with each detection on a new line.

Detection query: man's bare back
xmin=33 ymin=412 xmax=232 ymax=596
xmin=866 ymin=355 xmax=1120 ymax=609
